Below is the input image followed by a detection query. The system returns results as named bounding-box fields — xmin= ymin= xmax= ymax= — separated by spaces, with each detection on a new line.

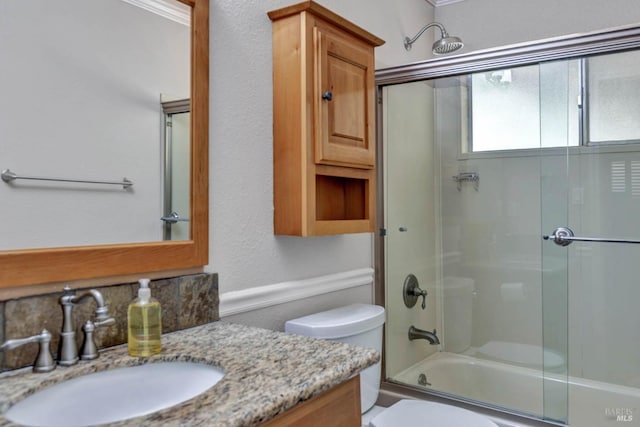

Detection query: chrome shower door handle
xmin=543 ymin=227 xmax=640 ymax=247
xmin=543 ymin=227 xmax=574 ymax=246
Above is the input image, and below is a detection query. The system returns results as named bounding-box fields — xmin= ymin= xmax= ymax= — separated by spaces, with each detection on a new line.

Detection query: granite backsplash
xmin=0 ymin=273 xmax=218 ymax=371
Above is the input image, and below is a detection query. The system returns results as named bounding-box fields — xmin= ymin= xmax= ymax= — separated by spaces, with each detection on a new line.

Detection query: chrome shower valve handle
xmin=413 ymin=287 xmax=428 ymax=310
xmin=403 ymin=274 xmax=428 ymax=309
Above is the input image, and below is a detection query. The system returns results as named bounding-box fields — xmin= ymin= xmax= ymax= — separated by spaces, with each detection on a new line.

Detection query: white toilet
xmin=285 ymin=303 xmax=498 ymax=427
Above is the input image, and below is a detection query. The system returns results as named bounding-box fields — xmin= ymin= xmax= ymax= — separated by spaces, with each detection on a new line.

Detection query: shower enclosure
xmin=161 ymin=99 xmax=190 ymax=241
xmin=377 ymin=26 xmax=640 ymax=426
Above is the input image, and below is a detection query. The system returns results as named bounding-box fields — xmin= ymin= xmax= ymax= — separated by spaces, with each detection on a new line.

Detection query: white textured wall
xmin=209 ymin=0 xmax=433 ymax=302
xmin=435 ymin=0 xmax=640 ymax=54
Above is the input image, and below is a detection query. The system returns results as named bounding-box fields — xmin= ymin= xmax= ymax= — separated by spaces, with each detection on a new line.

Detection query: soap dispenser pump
xmin=127 ymin=279 xmax=162 ymax=357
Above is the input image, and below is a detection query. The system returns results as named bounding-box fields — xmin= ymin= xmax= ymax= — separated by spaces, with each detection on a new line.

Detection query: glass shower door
xmin=463 ymin=59 xmax=575 ymax=422
xmin=381 ymin=61 xmax=575 ymax=423
xmin=541 ymin=50 xmax=640 ymax=426
xmin=538 ymin=59 xmax=576 ymax=424
xmin=381 ymin=36 xmax=640 ymax=427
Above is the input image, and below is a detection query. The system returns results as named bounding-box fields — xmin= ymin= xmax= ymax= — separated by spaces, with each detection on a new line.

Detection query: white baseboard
xmin=219 ymin=268 xmax=374 ymax=317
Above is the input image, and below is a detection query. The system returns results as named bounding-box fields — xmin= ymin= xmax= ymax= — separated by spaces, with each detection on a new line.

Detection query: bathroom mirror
xmin=0 ymin=0 xmax=209 ymax=288
xmin=1 ymin=0 xmax=191 ymax=250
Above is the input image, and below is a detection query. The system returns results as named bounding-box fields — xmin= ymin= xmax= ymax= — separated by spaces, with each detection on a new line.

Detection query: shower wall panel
xmin=568 ymin=151 xmax=640 ymax=388
xmin=437 ymin=129 xmax=640 ymax=387
xmin=432 ymin=78 xmax=543 ymax=361
xmin=439 ymin=156 xmax=544 ymax=355
xmin=384 ymin=81 xmax=439 ymax=378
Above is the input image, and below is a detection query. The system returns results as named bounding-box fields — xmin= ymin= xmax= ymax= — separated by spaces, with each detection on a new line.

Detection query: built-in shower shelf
xmin=453 ymin=172 xmax=479 ymax=191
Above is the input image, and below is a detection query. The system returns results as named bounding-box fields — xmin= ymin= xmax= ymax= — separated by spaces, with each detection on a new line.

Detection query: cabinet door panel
xmin=315 ymin=26 xmax=375 ymax=169
xmin=328 ymin=57 xmax=366 ymax=145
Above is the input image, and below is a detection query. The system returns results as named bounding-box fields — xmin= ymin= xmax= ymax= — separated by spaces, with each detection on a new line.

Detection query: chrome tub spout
xmin=408 ymin=325 xmax=440 ymax=345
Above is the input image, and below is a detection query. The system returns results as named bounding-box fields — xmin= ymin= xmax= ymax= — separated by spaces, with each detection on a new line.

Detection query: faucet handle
xmin=80 ymin=321 xmax=98 ymax=360
xmin=411 ymin=287 xmax=428 ymax=309
xmin=80 ymin=317 xmax=115 ymax=360
xmin=0 ymin=329 xmax=56 ymax=373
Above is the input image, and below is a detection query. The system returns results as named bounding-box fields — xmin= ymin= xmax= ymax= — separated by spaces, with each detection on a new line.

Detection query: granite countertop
xmin=0 ymin=321 xmax=379 ymax=426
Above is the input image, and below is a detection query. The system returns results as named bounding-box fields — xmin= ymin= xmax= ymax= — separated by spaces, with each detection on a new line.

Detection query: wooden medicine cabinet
xmin=268 ymin=1 xmax=384 ymax=236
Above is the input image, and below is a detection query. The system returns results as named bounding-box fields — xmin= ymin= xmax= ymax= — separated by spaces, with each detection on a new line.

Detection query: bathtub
xmin=392 ymin=352 xmax=640 ymax=427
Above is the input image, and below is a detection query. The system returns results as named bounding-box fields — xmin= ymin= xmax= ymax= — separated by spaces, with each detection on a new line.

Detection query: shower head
xmin=431 ymin=35 xmax=464 ymax=55
xmin=404 ymin=22 xmax=464 ymax=55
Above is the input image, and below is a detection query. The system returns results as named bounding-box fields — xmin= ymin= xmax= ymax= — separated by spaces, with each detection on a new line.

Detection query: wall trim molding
xmin=425 ymin=0 xmax=465 ymax=7
xmin=120 ymin=0 xmax=190 ymax=26
xmin=219 ymin=268 xmax=374 ymax=317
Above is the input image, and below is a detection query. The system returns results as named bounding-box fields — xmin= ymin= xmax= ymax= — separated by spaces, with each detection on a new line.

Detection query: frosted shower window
xmin=588 ymin=50 xmax=640 ymax=144
xmin=469 ymin=62 xmax=579 ymax=152
xmin=471 ymin=66 xmax=540 ymax=151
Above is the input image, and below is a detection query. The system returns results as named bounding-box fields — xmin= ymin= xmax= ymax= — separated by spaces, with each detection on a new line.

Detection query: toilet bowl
xmin=285 ymin=304 xmax=498 ymax=427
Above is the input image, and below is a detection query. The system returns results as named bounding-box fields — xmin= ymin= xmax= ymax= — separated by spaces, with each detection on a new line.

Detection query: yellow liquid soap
xmin=127 ymin=299 xmax=162 ymax=357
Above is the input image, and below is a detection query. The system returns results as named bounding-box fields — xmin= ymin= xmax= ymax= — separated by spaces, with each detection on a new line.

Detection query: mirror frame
xmin=0 ymin=0 xmax=209 ymax=289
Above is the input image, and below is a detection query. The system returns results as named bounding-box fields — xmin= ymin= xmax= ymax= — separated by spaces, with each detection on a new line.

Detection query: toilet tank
xmin=285 ymin=304 xmax=385 ymax=413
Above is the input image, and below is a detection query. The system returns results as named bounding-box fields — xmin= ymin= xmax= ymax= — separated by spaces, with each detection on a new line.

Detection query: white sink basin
xmin=5 ymin=362 xmax=224 ymax=427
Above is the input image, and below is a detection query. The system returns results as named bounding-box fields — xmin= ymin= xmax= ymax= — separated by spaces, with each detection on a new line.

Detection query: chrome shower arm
xmin=404 ymin=22 xmax=446 ymax=50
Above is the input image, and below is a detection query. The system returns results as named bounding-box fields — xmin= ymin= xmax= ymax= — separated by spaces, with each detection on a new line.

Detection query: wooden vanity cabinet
xmin=268 ymin=1 xmax=384 ymax=236
xmin=260 ymin=376 xmax=361 ymax=427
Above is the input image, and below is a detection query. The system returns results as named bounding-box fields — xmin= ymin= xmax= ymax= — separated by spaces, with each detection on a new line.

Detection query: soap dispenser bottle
xmin=127 ymin=278 xmax=162 ymax=357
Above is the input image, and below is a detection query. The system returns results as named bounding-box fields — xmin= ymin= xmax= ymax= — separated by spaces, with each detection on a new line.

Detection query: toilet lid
xmin=369 ymin=400 xmax=498 ymax=427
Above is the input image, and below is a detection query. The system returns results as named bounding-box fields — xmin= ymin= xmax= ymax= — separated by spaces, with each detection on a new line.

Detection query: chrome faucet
xmin=1 ymin=329 xmax=56 ymax=372
xmin=59 ymin=286 xmax=115 ymax=365
xmin=408 ymin=325 xmax=440 ymax=345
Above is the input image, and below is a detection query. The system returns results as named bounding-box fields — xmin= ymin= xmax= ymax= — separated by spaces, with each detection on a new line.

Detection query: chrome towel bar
xmin=543 ymin=226 xmax=640 ymax=246
xmin=2 ymin=169 xmax=133 ymax=189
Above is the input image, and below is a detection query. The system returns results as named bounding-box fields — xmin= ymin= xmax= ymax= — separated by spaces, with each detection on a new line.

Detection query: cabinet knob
xmin=322 ymin=91 xmax=333 ymax=101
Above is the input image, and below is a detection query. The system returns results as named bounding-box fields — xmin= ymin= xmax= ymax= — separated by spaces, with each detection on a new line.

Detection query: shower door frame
xmin=374 ymin=23 xmax=640 ymax=427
